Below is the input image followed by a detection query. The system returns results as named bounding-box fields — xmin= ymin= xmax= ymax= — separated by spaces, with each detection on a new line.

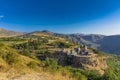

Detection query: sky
xmin=0 ymin=0 xmax=120 ymax=35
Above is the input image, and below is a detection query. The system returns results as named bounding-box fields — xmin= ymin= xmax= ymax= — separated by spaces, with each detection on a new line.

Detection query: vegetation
xmin=51 ymin=41 xmax=74 ymax=48
xmin=0 ymin=41 xmax=102 ymax=80
xmin=43 ymin=58 xmax=103 ymax=80
xmin=0 ymin=31 xmax=120 ymax=80
xmin=0 ymin=37 xmax=26 ymax=41
xmin=27 ymin=61 xmax=38 ymax=70
xmin=0 ymin=43 xmax=21 ymax=66
xmin=102 ymin=56 xmax=120 ymax=80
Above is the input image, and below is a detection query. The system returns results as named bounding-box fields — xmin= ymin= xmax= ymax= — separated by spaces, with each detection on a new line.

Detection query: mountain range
xmin=68 ymin=34 xmax=120 ymax=55
xmin=0 ymin=28 xmax=120 ymax=55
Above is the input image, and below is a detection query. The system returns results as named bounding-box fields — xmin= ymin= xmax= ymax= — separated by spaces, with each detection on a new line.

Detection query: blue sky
xmin=0 ymin=0 xmax=120 ymax=35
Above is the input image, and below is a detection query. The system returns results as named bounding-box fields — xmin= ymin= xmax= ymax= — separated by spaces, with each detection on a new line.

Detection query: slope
xmin=0 ymin=28 xmax=24 ymax=37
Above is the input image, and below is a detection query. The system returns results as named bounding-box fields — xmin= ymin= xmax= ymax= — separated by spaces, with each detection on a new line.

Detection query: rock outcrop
xmin=56 ymin=49 xmax=107 ymax=75
xmin=72 ymin=54 xmax=107 ymax=74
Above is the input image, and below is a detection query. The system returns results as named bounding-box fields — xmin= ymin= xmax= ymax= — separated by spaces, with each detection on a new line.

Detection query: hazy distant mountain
xmin=0 ymin=28 xmax=24 ymax=37
xmin=69 ymin=34 xmax=120 ymax=54
xmin=97 ymin=35 xmax=120 ymax=54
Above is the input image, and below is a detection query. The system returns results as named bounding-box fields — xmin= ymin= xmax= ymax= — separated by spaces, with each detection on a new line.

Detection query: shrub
xmin=87 ymin=70 xmax=102 ymax=80
xmin=52 ymin=41 xmax=73 ymax=48
xmin=5 ymin=52 xmax=21 ymax=65
xmin=102 ymin=57 xmax=120 ymax=80
xmin=44 ymin=58 xmax=58 ymax=71
xmin=21 ymin=50 xmax=32 ymax=57
xmin=27 ymin=61 xmax=38 ymax=69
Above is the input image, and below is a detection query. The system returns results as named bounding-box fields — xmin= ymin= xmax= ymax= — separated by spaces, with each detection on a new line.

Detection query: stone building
xmin=56 ymin=45 xmax=93 ymax=57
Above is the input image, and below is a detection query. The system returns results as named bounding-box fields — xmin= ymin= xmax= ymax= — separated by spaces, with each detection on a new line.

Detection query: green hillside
xmin=0 ymin=31 xmax=120 ymax=80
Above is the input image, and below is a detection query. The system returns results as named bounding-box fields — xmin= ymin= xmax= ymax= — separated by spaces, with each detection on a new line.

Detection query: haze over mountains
xmin=69 ymin=34 xmax=120 ymax=54
xmin=0 ymin=28 xmax=120 ymax=55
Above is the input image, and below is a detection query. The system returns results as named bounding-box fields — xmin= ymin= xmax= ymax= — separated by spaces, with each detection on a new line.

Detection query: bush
xmin=5 ymin=52 xmax=21 ymax=65
xmin=20 ymin=49 xmax=37 ymax=60
xmin=43 ymin=58 xmax=88 ymax=80
xmin=87 ymin=70 xmax=102 ymax=80
xmin=36 ymin=49 xmax=48 ymax=55
xmin=21 ymin=50 xmax=33 ymax=57
xmin=27 ymin=61 xmax=38 ymax=69
xmin=44 ymin=58 xmax=58 ymax=71
xmin=52 ymin=41 xmax=73 ymax=48
xmin=102 ymin=57 xmax=120 ymax=80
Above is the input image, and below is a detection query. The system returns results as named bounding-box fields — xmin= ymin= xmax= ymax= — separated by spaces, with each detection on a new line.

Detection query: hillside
xmin=97 ymin=35 xmax=120 ymax=54
xmin=0 ymin=30 xmax=120 ymax=80
xmin=0 ymin=28 xmax=24 ymax=37
xmin=0 ymin=42 xmax=77 ymax=80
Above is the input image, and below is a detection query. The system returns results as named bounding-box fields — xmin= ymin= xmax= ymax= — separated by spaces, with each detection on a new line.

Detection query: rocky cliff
xmin=72 ymin=55 xmax=107 ymax=74
xmin=57 ymin=52 xmax=107 ymax=75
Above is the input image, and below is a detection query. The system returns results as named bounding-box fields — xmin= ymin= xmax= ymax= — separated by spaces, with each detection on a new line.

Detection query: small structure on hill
xmin=56 ymin=45 xmax=93 ymax=57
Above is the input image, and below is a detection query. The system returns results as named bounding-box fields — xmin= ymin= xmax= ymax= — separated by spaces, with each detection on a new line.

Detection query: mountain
xmin=68 ymin=34 xmax=120 ymax=54
xmin=0 ymin=28 xmax=24 ymax=37
xmin=97 ymin=35 xmax=120 ymax=54
xmin=0 ymin=28 xmax=120 ymax=55
xmin=29 ymin=31 xmax=120 ymax=55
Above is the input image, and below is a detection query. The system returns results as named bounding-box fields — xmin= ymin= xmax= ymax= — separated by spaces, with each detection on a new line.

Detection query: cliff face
xmin=72 ymin=55 xmax=107 ymax=74
xmin=57 ymin=53 xmax=107 ymax=75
